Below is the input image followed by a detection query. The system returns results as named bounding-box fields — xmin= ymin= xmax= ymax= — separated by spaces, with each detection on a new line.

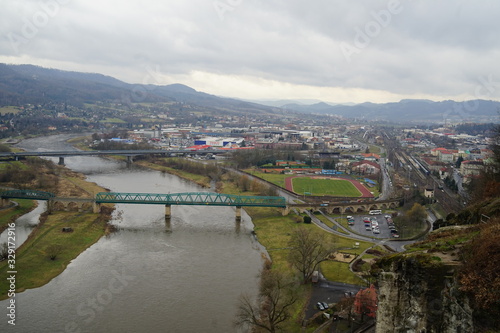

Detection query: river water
xmin=1 ymin=135 xmax=264 ymax=333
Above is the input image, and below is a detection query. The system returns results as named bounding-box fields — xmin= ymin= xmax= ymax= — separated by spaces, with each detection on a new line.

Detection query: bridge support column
xmin=93 ymin=202 xmax=101 ymax=214
xmin=282 ymin=206 xmax=290 ymax=216
xmin=58 ymin=157 xmax=65 ymax=165
xmin=235 ymin=206 xmax=242 ymax=222
xmin=165 ymin=204 xmax=171 ymax=219
xmin=0 ymin=198 xmax=10 ymax=208
xmin=126 ymin=156 xmax=133 ymax=166
xmin=165 ymin=217 xmax=172 ymax=233
xmin=47 ymin=199 xmax=54 ymax=214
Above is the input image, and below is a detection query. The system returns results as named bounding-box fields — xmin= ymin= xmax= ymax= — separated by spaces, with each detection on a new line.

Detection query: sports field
xmin=291 ymin=177 xmax=363 ymax=197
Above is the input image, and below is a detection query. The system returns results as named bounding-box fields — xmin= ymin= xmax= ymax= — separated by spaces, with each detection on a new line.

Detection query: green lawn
xmin=245 ymin=170 xmax=288 ymax=188
xmin=292 ymin=177 xmax=362 ymax=197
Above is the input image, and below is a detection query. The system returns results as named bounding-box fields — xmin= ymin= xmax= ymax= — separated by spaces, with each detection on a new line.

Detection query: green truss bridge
xmin=1 ymin=189 xmax=287 ymax=220
xmin=95 ymin=192 xmax=286 ymax=207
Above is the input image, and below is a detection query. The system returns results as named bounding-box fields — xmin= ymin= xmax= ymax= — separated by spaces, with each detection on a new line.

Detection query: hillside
xmin=1 ymin=63 xmax=499 ymax=123
xmin=0 ymin=64 xmax=278 ymax=116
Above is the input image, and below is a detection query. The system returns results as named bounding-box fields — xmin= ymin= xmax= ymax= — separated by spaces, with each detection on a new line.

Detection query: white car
xmin=372 ymin=228 xmax=380 ymax=234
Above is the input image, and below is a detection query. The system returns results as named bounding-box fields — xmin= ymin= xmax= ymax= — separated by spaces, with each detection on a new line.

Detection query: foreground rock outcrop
xmin=375 ymin=254 xmax=473 ymax=333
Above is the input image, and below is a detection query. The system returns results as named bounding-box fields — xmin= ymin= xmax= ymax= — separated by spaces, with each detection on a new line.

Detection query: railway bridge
xmin=0 ymin=189 xmax=287 ymax=221
xmin=1 ymin=189 xmax=400 ymax=221
xmin=286 ymin=198 xmax=401 ymax=215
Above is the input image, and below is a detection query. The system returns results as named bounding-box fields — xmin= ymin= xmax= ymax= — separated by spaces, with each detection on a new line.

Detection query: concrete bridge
xmin=0 ymin=149 xmax=226 ymax=165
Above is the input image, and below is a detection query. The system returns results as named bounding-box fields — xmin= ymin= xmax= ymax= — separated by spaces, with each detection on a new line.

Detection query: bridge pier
xmin=235 ymin=206 xmax=242 ymax=222
xmin=282 ymin=206 xmax=290 ymax=216
xmin=0 ymin=198 xmax=10 ymax=208
xmin=58 ymin=157 xmax=65 ymax=165
xmin=165 ymin=204 xmax=171 ymax=219
xmin=165 ymin=217 xmax=172 ymax=233
xmin=126 ymin=156 xmax=133 ymax=166
xmin=93 ymin=202 xmax=101 ymax=214
xmin=47 ymin=199 xmax=54 ymax=214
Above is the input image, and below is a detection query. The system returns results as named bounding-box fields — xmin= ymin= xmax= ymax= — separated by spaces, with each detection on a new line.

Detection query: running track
xmin=284 ymin=176 xmax=374 ymax=198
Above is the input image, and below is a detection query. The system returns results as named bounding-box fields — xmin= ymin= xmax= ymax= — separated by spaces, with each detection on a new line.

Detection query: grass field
xmin=292 ymin=177 xmax=362 ymax=197
xmin=245 ymin=170 xmax=288 ymax=188
xmin=0 ymin=106 xmax=21 ymax=115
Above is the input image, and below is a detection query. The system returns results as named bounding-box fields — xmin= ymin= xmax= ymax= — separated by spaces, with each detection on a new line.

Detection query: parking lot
xmin=345 ymin=213 xmax=399 ymax=239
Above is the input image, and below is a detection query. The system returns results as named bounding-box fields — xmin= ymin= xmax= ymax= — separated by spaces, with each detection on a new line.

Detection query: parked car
xmin=316 ymin=302 xmax=325 ymax=311
xmin=391 ymin=233 xmax=400 ymax=238
xmin=365 ymin=226 xmax=372 ymax=231
xmin=321 ymin=302 xmax=329 ymax=309
xmin=373 ymin=228 xmax=380 ymax=234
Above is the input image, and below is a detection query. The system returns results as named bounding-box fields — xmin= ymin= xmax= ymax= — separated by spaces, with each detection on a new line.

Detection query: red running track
xmin=284 ymin=176 xmax=374 ymax=198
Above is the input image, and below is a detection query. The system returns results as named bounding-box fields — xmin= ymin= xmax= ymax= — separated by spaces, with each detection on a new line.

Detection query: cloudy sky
xmin=1 ymin=0 xmax=499 ymax=104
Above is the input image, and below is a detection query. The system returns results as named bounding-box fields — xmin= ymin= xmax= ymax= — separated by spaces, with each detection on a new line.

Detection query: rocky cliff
xmin=375 ymin=254 xmax=473 ymax=333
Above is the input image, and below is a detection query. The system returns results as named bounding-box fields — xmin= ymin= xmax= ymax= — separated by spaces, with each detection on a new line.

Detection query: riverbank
xmin=0 ymin=200 xmax=36 ymax=235
xmin=0 ymin=159 xmax=113 ymax=300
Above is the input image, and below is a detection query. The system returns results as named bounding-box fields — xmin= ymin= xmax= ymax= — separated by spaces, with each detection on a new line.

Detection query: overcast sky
xmin=1 ymin=0 xmax=500 ymax=104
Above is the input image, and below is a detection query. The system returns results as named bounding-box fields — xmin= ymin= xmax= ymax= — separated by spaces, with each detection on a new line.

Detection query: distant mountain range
xmin=1 ymin=63 xmax=499 ymax=123
xmin=278 ymin=99 xmax=500 ymax=123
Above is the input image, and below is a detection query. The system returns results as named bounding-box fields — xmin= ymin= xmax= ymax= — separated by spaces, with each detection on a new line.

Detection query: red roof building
xmin=354 ymin=284 xmax=377 ymax=318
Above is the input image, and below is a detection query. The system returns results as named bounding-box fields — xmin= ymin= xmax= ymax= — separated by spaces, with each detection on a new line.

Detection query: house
xmin=361 ymin=153 xmax=381 ymax=161
xmin=460 ymin=160 xmax=484 ymax=178
xmin=351 ymin=160 xmax=381 ymax=175
xmin=437 ymin=149 xmax=455 ymax=163
xmin=354 ymin=284 xmax=377 ymax=318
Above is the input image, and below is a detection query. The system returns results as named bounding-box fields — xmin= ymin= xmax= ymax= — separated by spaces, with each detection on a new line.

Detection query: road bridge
xmin=0 ymin=149 xmax=227 ymax=165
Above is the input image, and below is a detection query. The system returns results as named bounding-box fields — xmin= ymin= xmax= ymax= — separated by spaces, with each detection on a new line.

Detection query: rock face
xmin=375 ymin=254 xmax=473 ymax=333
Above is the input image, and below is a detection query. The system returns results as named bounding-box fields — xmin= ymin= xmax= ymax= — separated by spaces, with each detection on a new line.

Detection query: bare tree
xmin=235 ymin=269 xmax=297 ymax=333
xmin=288 ymin=227 xmax=334 ymax=284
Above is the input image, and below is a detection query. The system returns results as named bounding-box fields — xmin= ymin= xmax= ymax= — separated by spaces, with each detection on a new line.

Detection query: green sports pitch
xmin=292 ymin=177 xmax=362 ymax=197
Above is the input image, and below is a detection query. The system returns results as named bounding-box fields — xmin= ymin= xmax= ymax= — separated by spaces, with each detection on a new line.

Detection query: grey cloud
xmin=1 ymin=0 xmax=499 ymax=101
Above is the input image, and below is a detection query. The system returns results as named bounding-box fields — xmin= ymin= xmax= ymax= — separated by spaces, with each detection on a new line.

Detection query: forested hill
xmin=0 ymin=64 xmax=278 ymax=115
xmin=1 ymin=63 xmax=499 ymax=123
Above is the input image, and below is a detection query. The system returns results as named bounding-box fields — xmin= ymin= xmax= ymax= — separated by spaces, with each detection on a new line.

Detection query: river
xmin=1 ymin=134 xmax=265 ymax=333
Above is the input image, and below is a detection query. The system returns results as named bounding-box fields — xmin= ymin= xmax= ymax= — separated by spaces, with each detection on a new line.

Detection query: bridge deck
xmin=95 ymin=192 xmax=287 ymax=207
